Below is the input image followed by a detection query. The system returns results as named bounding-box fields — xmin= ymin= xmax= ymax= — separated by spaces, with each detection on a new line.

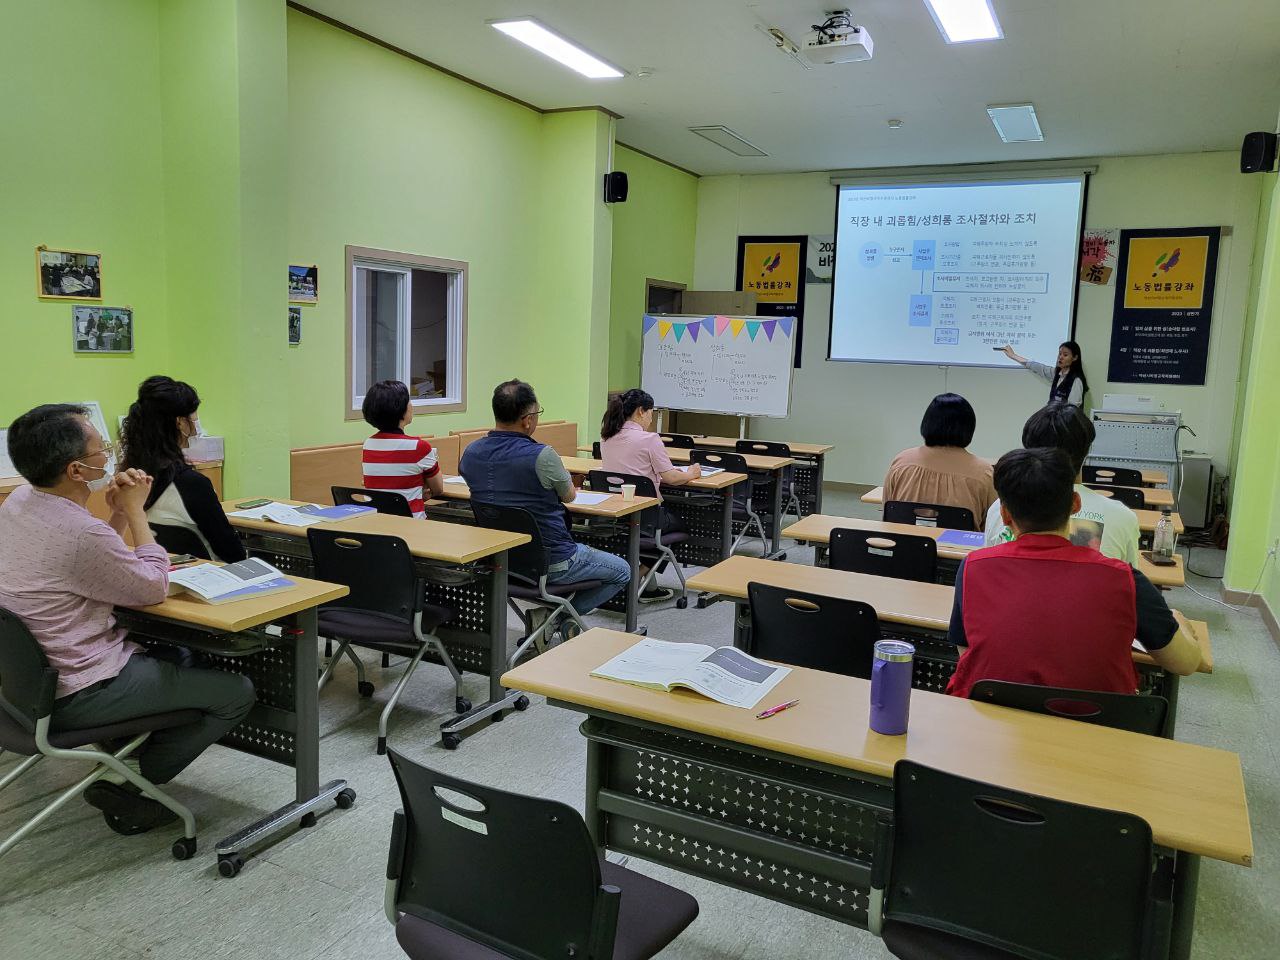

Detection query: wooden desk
xmin=220 ymin=498 xmax=533 ymax=746
xmin=425 ymin=483 xmax=654 ymax=634
xmin=784 ymin=513 xmax=1186 ymax=589
xmin=1087 ymin=484 xmax=1175 ymax=508
xmin=1143 ymin=469 xmax=1169 ymax=487
xmin=562 ymin=456 xmax=747 ymax=492
xmin=503 ymin=629 xmax=1251 ymax=955
xmin=115 ymin=574 xmax=352 ymax=875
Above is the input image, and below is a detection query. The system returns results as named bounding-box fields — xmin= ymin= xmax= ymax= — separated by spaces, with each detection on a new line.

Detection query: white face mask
xmin=190 ymin=417 xmax=203 ymax=437
xmin=75 ymin=458 xmax=115 ymax=493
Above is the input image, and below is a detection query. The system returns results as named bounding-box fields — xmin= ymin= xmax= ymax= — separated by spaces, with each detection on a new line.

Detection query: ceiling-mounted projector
xmin=804 ymin=10 xmax=873 ymax=64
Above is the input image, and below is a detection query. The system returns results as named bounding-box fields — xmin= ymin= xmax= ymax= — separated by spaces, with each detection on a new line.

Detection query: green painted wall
xmin=285 ymin=11 xmax=612 ymax=449
xmin=608 ymin=146 xmax=699 ymax=391
xmin=0 ymin=0 xmax=169 ymax=435
xmin=1225 ymin=173 xmax=1280 ymax=611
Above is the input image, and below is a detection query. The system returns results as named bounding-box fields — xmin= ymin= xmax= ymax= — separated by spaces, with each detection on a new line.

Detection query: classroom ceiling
xmin=302 ymin=0 xmax=1280 ymax=176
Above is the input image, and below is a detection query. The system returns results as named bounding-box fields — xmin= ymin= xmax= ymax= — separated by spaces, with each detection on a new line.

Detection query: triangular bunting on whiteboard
xmin=761 ymin=320 xmax=777 ymax=341
xmin=746 ymin=321 xmax=761 ymax=341
xmin=778 ymin=317 xmax=795 ymax=337
xmin=642 ymin=315 xmax=657 ymax=335
xmin=729 ymin=319 xmax=746 ymax=338
xmin=673 ymin=323 xmax=685 ymax=342
xmin=715 ymin=315 xmax=732 ymax=335
xmin=701 ymin=316 xmax=715 ymax=333
xmin=686 ymin=322 xmax=700 ymax=342
xmin=658 ymin=321 xmax=673 ymax=340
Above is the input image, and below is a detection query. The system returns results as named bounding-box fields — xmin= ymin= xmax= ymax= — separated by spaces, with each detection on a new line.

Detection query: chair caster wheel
xmin=335 ymin=788 xmax=357 ymax=810
xmin=172 ymin=836 xmax=197 ymax=861
xmin=696 ymin=597 xmax=709 ymax=609
xmin=514 ymin=695 xmax=530 ymax=711
xmin=300 ymin=812 xmax=318 ymax=828
xmin=358 ymin=681 xmax=375 ymax=698
xmin=376 ymin=737 xmax=387 ymax=755
xmin=675 ymin=597 xmax=688 ymax=609
xmin=441 ymin=732 xmax=461 ymax=750
xmin=455 ymin=696 xmax=472 ymax=714
xmin=776 ymin=552 xmax=787 ymax=562
xmin=218 ymin=854 xmax=244 ymax=878
xmin=381 ymin=653 xmax=391 ymax=668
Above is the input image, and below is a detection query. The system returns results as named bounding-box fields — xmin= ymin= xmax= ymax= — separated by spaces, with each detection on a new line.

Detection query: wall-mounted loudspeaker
xmin=1240 ymin=132 xmax=1277 ymax=173
xmin=603 ymin=170 xmax=629 ymax=203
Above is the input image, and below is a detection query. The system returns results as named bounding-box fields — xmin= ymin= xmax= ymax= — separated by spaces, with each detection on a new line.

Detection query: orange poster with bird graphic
xmin=1122 ymin=234 xmax=1211 ymax=310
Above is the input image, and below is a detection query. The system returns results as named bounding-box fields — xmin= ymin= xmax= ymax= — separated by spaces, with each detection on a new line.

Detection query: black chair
xmin=308 ymin=529 xmax=462 ymax=755
xmin=385 ymin=749 xmax=698 ymax=960
xmin=871 ymin=761 xmax=1170 ymax=960
xmin=588 ymin=470 xmax=689 ymax=609
xmin=1086 ymin=484 xmax=1147 ymax=510
xmin=1083 ymin=464 xmax=1145 ymax=488
xmin=0 ymin=606 xmax=199 ymax=860
xmin=658 ymin=432 xmax=695 ymax=448
xmin=469 ymin=501 xmax=602 ymax=667
xmin=150 ymin=523 xmax=210 ymax=560
xmin=746 ymin=582 xmax=881 ymax=678
xmin=829 ymin=528 xmax=938 ymax=584
xmin=883 ymin=500 xmax=977 ymax=533
xmin=735 ymin=439 xmax=802 ymax=523
xmin=690 ymin=449 xmax=768 ymax=555
xmin=591 ymin=440 xmax=602 ymax=459
xmin=331 ymin=485 xmax=415 ymax=517
xmin=969 ymin=680 xmax=1169 ymax=736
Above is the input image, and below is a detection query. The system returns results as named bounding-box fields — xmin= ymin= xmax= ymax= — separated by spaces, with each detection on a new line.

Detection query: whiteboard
xmin=640 ymin=314 xmax=795 ymax=418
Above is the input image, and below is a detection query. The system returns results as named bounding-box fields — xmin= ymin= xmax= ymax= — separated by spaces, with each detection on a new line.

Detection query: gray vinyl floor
xmin=1 ymin=488 xmax=1276 ymax=960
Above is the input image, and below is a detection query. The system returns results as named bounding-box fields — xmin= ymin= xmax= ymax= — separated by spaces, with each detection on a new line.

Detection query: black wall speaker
xmin=603 ymin=170 xmax=629 ymax=203
xmin=1241 ymin=132 xmax=1278 ymax=174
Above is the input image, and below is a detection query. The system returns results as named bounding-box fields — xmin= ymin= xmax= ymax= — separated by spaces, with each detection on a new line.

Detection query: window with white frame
xmin=346 ymin=245 xmax=467 ymax=418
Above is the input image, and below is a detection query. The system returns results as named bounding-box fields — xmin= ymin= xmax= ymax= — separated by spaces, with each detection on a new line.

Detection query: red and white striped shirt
xmin=361 ymin=432 xmax=439 ymax=519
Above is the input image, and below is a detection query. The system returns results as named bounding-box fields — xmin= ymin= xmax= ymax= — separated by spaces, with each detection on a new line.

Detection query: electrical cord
xmin=1177 ymin=543 xmax=1276 ymax=613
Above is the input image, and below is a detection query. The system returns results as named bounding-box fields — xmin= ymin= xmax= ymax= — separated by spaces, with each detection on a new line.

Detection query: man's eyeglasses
xmin=523 ymin=407 xmax=545 ymax=419
xmin=84 ymin=441 xmax=116 ymax=460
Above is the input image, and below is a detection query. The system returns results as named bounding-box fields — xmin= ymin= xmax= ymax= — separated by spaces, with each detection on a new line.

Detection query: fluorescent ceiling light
xmin=689 ymin=125 xmax=768 ymax=157
xmin=987 ymin=103 xmax=1044 ymax=142
xmin=490 ymin=19 xmax=623 ymax=79
xmin=923 ymin=0 xmax=1003 ymax=43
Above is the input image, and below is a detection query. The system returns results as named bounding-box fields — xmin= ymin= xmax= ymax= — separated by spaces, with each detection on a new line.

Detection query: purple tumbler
xmin=869 ymin=640 xmax=915 ymax=735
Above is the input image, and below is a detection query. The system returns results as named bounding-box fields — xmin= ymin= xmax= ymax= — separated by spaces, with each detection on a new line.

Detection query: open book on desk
xmin=227 ymin=501 xmax=373 ymax=526
xmin=590 ymin=638 xmax=790 ymax=709
xmin=168 ymin=557 xmax=294 ymax=605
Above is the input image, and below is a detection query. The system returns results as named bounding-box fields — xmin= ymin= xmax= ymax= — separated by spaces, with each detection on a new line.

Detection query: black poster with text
xmin=1107 ymin=226 xmax=1219 ymax=385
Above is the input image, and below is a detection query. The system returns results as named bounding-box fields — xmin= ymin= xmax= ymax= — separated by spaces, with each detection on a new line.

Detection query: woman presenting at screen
xmin=1001 ymin=340 xmax=1088 ymax=406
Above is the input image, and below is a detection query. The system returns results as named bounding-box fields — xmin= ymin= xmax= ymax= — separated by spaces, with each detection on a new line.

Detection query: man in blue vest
xmin=461 ymin=379 xmax=631 ymax=614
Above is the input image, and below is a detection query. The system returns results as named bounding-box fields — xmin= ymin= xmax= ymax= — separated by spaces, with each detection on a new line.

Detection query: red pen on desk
xmin=755 ymin=698 xmax=799 ymax=720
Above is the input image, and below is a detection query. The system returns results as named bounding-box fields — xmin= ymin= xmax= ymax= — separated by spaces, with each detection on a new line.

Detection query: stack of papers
xmin=168 ymin=558 xmax=294 ymax=605
xmin=572 ymin=491 xmax=612 ymax=506
xmin=443 ymin=476 xmax=468 ymax=485
xmin=590 ymin=638 xmax=789 ymax=709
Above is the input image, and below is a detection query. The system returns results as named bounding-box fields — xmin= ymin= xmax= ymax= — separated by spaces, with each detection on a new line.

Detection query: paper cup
xmin=620 ymin=484 xmax=636 ymax=501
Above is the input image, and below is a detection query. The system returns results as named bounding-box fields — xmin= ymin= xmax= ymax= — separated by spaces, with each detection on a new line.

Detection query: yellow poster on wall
xmin=739 ymin=240 xmax=802 ymax=305
xmin=1121 ymin=235 xmax=1210 ymax=310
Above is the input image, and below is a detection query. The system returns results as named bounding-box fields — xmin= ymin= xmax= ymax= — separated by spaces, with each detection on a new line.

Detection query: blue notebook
xmin=936 ymin=530 xmax=985 ymax=548
xmin=296 ymin=503 xmax=377 ymax=521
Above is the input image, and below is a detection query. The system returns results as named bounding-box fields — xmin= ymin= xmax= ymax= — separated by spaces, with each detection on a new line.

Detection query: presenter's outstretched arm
xmin=1001 ymin=344 xmax=1029 ymax=365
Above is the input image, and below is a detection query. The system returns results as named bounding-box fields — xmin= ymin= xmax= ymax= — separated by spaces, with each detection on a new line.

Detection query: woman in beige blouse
xmin=883 ymin=393 xmax=995 ymax=530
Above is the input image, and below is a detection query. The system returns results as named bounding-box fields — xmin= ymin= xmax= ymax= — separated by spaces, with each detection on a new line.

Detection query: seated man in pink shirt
xmin=0 ymin=404 xmax=255 ymax=836
xmin=599 ymin=389 xmax=701 ymax=602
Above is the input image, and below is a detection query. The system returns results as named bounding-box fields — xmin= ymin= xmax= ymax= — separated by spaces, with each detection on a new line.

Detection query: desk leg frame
xmin=1169 ymin=851 xmax=1200 ymax=960
xmin=625 ymin=514 xmax=641 ymax=634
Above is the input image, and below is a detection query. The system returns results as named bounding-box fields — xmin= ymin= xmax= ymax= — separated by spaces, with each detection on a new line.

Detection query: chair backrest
xmin=746 ymin=582 xmax=881 ymax=678
xmin=735 ymin=439 xmax=791 ymax=458
xmin=331 ymin=485 xmax=414 ymax=518
xmin=150 ymin=523 xmax=211 ymax=560
xmin=591 ymin=440 xmax=602 ymax=460
xmin=691 ymin=450 xmax=752 ymax=504
xmin=469 ymin=501 xmax=548 ymax=582
xmin=883 ymin=500 xmax=977 ymax=532
xmin=1086 ymin=484 xmax=1147 ymax=510
xmin=0 ymin=606 xmax=59 ymax=729
xmin=1083 ymin=465 xmax=1145 ymax=488
xmin=306 ymin=529 xmax=418 ymax=617
xmin=828 ymin=528 xmax=938 ymax=584
xmin=387 ymin=748 xmax=614 ymax=958
xmin=659 ymin=432 xmax=695 ymax=448
xmin=587 ymin=470 xmax=660 ymax=529
xmin=969 ymin=680 xmax=1169 ymax=736
xmin=886 ymin=761 xmax=1156 ymax=960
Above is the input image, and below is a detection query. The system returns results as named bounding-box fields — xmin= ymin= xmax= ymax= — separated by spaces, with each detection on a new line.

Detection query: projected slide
xmin=829 ymin=178 xmax=1085 ymax=366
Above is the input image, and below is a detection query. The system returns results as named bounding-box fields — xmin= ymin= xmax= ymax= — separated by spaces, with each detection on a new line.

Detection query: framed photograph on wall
xmin=37 ymin=246 xmax=102 ymax=300
xmin=73 ymin=306 xmax=133 ymax=353
xmin=288 ymin=305 xmax=302 ymax=344
xmin=288 ymin=264 xmax=318 ymax=303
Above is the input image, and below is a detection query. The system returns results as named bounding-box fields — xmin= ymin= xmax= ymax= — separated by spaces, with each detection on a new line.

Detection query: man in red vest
xmin=946 ymin=446 xmax=1202 ymax=699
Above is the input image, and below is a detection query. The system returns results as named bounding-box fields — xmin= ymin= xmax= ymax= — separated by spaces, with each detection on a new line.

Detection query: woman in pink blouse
xmin=599 ymin=389 xmax=700 ymax=602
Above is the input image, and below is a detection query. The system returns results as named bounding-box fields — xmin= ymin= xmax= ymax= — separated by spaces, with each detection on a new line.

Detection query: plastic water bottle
xmin=1153 ymin=507 xmax=1174 ymax=560
xmin=869 ymin=640 xmax=915 ymax=736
